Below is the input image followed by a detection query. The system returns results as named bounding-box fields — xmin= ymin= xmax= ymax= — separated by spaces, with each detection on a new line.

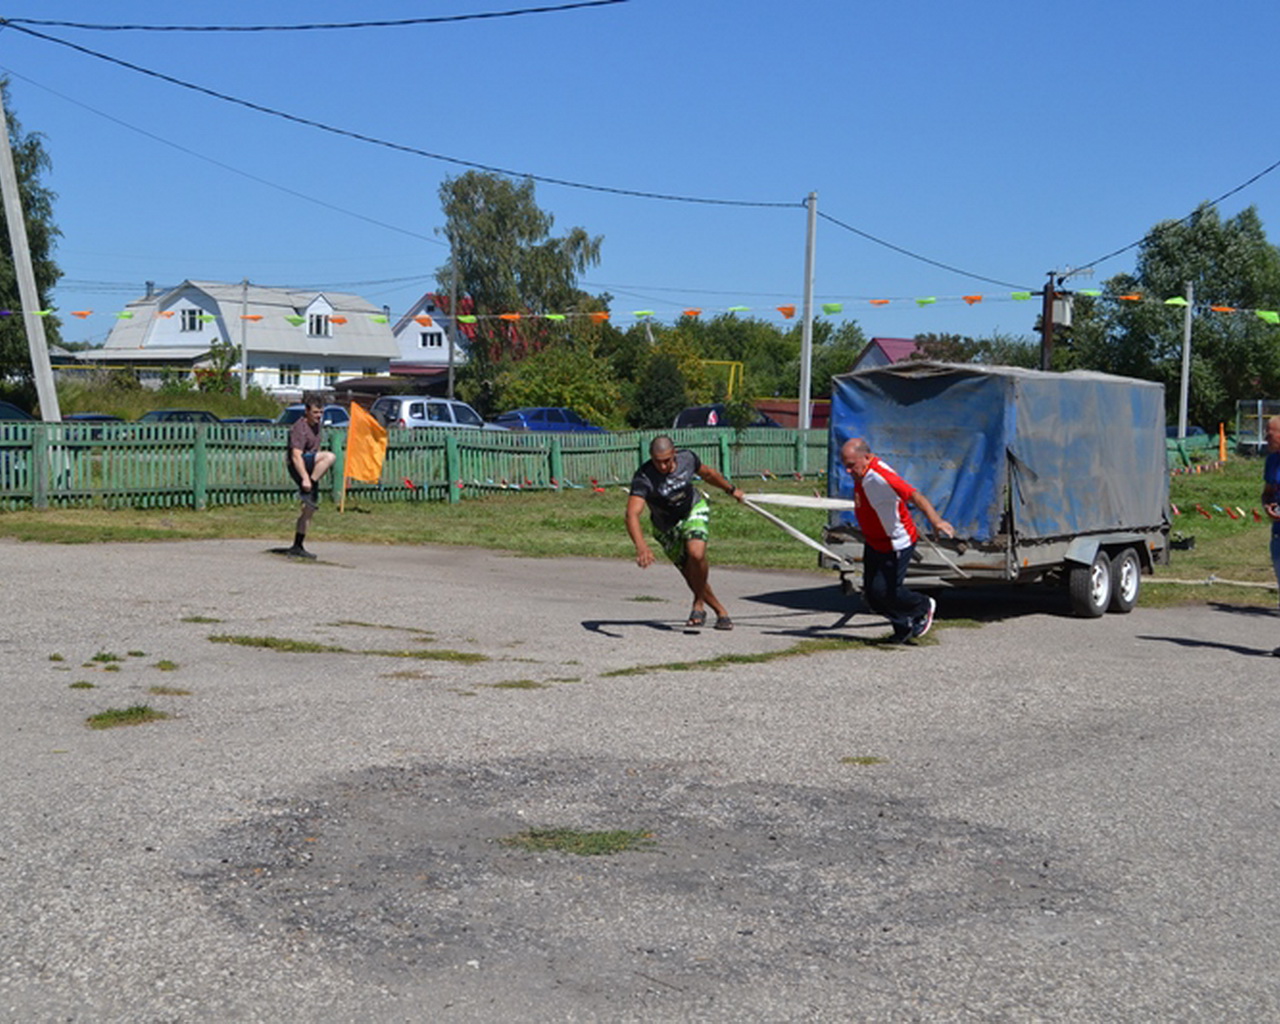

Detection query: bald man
xmin=626 ymin=434 xmax=744 ymax=630
xmin=841 ymin=436 xmax=954 ymax=643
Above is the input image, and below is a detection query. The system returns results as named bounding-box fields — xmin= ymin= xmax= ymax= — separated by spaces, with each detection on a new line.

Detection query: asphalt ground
xmin=1 ymin=537 xmax=1278 ymax=1022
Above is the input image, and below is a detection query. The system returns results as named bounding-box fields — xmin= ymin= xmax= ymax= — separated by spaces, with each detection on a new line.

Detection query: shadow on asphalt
xmin=1208 ymin=601 xmax=1278 ymax=618
xmin=742 ymin=581 xmax=1077 ymax=623
xmin=1136 ymin=635 xmax=1274 ymax=657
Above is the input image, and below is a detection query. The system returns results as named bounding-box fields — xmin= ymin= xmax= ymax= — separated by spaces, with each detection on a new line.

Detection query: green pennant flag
xmin=544 ymin=314 xmax=566 ymax=322
xmin=821 ymin=302 xmax=843 ymax=314
xmin=285 ymin=315 xmax=306 ymax=326
xmin=33 ymin=309 xmax=51 ymax=316
xmin=1256 ymin=310 xmax=1280 ymax=324
xmin=915 ymin=297 xmax=937 ymax=307
xmin=632 ymin=310 xmax=654 ymax=317
xmin=1011 ymin=291 xmax=1032 ymax=301
xmin=1078 ymin=289 xmax=1101 ymax=297
xmin=370 ymin=315 xmax=388 ymax=323
xmin=199 ymin=314 xmax=216 ymax=323
xmin=1164 ymin=296 xmax=1189 ymax=306
xmin=457 ymin=315 xmax=477 ymax=324
xmin=726 ymin=305 xmax=750 ymax=313
xmin=115 ymin=311 xmax=135 ymax=319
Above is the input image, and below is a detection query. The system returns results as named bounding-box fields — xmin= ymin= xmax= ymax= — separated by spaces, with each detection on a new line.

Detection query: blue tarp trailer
xmin=821 ymin=362 xmax=1171 ymax=617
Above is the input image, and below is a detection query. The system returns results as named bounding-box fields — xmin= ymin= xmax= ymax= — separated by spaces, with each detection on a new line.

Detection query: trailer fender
xmin=1063 ymin=537 xmax=1101 ymax=567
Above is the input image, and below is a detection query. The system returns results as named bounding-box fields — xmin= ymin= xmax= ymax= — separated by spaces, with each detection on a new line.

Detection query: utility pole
xmin=447 ymin=235 xmax=458 ymax=400
xmin=1177 ymin=281 xmax=1194 ymax=439
xmin=1038 ymin=271 xmax=1057 ymax=372
xmin=798 ymin=191 xmax=817 ymax=432
xmin=239 ymin=277 xmax=249 ymax=399
xmin=0 ymin=88 xmax=59 ymax=420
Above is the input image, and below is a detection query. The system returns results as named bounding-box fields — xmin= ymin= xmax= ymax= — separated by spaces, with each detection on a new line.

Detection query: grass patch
xmin=127 ymin=650 xmax=147 ymax=658
xmin=148 ymin=685 xmax=191 ymax=696
xmin=69 ymin=681 xmax=95 ymax=689
xmin=91 ymin=651 xmax=123 ymax=663
xmin=329 ymin=619 xmax=435 ymax=639
xmin=48 ymin=653 xmax=64 ymax=662
xmin=841 ymin=755 xmax=888 ymax=765
xmin=208 ymin=634 xmax=487 ymax=662
xmin=181 ymin=615 xmax=222 ymax=624
xmin=486 ymin=679 xmax=548 ymax=690
xmin=152 ymin=660 xmax=179 ymax=671
xmin=102 ymin=664 xmax=121 ymax=672
xmin=500 ymin=827 xmax=655 ymax=856
xmin=86 ymin=704 xmax=170 ymax=729
xmin=626 ymin=595 xmax=667 ymax=603
xmin=545 ymin=676 xmax=583 ymax=683
xmin=601 ymin=636 xmax=876 ymax=677
xmin=382 ymin=669 xmax=431 ymax=680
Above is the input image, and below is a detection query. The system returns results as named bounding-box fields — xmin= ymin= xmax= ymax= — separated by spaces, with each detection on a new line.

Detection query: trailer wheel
xmin=1068 ymin=551 xmax=1111 ymax=618
xmin=1107 ymin=547 xmax=1141 ymax=613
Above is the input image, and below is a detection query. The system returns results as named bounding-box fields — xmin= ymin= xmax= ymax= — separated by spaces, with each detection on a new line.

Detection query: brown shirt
xmin=287 ymin=417 xmax=322 ymax=468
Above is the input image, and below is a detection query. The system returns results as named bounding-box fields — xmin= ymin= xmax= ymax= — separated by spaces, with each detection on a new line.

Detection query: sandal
xmin=686 ymin=609 xmax=707 ymax=628
xmin=714 ymin=616 xmax=734 ymax=631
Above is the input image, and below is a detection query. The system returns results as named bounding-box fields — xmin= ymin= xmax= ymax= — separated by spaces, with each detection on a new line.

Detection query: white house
xmin=80 ymin=280 xmax=400 ymax=397
xmin=389 ymin=291 xmax=470 ymax=388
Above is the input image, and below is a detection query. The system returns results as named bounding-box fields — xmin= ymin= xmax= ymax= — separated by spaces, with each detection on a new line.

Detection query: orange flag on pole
xmin=342 ymin=403 xmax=388 ymax=510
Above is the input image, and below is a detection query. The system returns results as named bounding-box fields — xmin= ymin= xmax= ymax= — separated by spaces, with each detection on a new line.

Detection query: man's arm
xmin=625 ymin=494 xmax=656 ymax=567
xmin=909 ymin=489 xmax=955 ymax=538
xmin=697 ymin=464 xmax=744 ymax=502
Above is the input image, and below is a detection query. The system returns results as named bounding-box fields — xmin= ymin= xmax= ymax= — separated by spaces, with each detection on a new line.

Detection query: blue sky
xmin=2 ymin=0 xmax=1278 ymax=353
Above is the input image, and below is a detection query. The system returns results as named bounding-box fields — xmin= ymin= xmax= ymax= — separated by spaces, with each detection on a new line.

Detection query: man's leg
xmin=678 ymin=538 xmax=728 ymax=620
xmin=288 ymin=453 xmax=320 ymax=558
xmin=863 ymin=547 xmax=924 ymax=638
xmin=311 ymin=450 xmax=336 ymax=486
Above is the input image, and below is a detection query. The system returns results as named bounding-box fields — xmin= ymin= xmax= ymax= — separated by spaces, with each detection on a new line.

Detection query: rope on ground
xmin=1148 ymin=576 xmax=1275 ymax=589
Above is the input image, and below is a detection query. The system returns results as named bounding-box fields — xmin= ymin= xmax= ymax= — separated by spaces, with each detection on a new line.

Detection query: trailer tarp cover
xmin=827 ymin=362 xmax=1168 ymax=542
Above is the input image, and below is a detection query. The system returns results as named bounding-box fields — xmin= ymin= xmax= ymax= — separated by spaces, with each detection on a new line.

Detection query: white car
xmin=369 ymin=395 xmax=508 ymax=431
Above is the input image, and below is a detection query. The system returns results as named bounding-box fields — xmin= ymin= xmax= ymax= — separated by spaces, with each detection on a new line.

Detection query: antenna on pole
xmin=0 ymin=87 xmax=59 ymax=420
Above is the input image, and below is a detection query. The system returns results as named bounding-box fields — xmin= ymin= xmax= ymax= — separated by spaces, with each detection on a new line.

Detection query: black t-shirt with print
xmin=629 ymin=449 xmax=702 ymax=533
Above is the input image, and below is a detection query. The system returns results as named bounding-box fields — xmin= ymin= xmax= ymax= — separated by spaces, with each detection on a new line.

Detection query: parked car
xmin=137 ymin=409 xmax=222 ymax=424
xmin=220 ymin=416 xmax=275 ymax=425
xmin=276 ymin=404 xmax=350 ymax=429
xmin=370 ymin=395 xmax=508 ymax=431
xmin=673 ymin=403 xmax=782 ymax=429
xmin=1165 ymin=425 xmax=1207 ymax=438
xmin=491 ymin=407 xmax=605 ymax=433
xmin=62 ymin=412 xmax=124 ymax=443
xmin=0 ymin=400 xmax=33 ymax=421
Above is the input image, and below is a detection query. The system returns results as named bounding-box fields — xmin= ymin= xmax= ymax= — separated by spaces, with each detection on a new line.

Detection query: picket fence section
xmin=0 ymin=423 xmax=829 ymax=511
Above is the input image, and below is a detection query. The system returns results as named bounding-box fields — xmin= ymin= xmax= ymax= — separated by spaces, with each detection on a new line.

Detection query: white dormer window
xmin=419 ymin=331 xmax=443 ymax=349
xmin=180 ymin=308 xmax=201 ymax=332
xmin=309 ymin=313 xmax=331 ymax=337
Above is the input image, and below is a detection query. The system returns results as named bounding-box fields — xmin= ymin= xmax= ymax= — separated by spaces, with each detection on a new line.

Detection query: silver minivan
xmin=369 ymin=395 xmax=508 ymax=431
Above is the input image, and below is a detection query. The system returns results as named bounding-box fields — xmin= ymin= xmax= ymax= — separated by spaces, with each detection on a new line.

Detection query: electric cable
xmin=2 ymin=1 xmax=628 ymax=33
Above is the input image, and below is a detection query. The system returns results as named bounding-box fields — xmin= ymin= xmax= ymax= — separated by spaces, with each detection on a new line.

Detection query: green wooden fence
xmin=0 ymin=423 xmax=829 ymax=511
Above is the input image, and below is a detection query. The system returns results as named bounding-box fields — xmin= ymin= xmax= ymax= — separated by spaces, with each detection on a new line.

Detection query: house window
xmin=361 ymin=366 xmax=377 ymax=377
xmin=180 ymin=308 xmax=201 ymax=332
xmin=323 ymin=366 xmax=339 ymax=387
xmin=419 ymin=331 xmax=443 ymax=349
xmin=278 ymin=363 xmax=301 ymax=387
xmin=309 ymin=313 xmax=331 ymax=337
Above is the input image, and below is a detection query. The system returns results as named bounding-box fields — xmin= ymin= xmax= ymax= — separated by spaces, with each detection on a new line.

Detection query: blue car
xmin=491 ymin=407 xmax=604 ymax=433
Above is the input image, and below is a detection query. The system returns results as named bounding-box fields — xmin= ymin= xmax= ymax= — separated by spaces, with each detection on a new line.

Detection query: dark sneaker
xmin=911 ymin=597 xmax=937 ymax=639
xmin=285 ymin=545 xmax=316 ymax=560
xmin=890 ymin=623 xmax=913 ymax=644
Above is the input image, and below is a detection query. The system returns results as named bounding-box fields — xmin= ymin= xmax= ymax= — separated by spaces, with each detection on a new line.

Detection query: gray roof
xmin=98 ymin=280 xmax=399 ymax=360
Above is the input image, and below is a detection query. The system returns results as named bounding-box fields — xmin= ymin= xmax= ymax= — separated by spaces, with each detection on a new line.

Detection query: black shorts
xmin=288 ymin=451 xmax=316 ymax=491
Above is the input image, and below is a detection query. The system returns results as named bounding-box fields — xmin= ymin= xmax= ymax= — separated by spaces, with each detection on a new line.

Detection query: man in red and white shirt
xmin=841 ymin=436 xmax=954 ymax=643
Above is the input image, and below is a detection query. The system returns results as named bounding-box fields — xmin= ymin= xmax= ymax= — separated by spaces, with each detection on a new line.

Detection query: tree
xmin=0 ymin=79 xmax=61 ymax=397
xmin=436 ymin=171 xmax=602 ymax=413
xmin=1068 ymin=203 xmax=1280 ymax=426
xmin=915 ymin=330 xmax=1037 ymax=368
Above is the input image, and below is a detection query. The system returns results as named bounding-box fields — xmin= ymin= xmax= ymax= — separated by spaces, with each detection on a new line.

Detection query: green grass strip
xmin=86 ymin=705 xmax=170 ymax=730
xmin=600 ymin=635 xmax=881 ymax=677
xmin=500 ymin=828 xmax=655 ymax=856
xmin=208 ymin=634 xmax=486 ymax=662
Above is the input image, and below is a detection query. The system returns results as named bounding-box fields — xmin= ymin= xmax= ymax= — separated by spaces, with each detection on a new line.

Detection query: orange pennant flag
xmin=330 ymin=316 xmax=348 ymax=325
xmin=345 ymin=402 xmax=388 ymax=485
xmin=415 ymin=314 xmax=433 ymax=326
xmin=1209 ymin=305 xmax=1236 ymax=313
xmin=683 ymin=308 xmax=702 ymax=318
xmin=1118 ymin=293 xmax=1142 ymax=301
xmin=869 ymin=299 xmax=890 ymax=306
xmin=240 ymin=314 xmax=263 ymax=321
xmin=589 ymin=312 xmax=610 ymax=323
xmin=499 ymin=313 xmax=521 ymax=321
xmin=156 ymin=310 xmax=174 ymax=318
xmin=776 ymin=305 xmax=796 ymax=319
xmin=962 ymin=295 xmax=983 ymax=305
xmin=71 ymin=310 xmax=93 ymax=318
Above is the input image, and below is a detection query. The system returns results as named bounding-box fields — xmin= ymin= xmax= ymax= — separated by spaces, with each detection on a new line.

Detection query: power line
xmin=818 ymin=211 xmax=1032 ymax=290
xmin=3 ymin=22 xmax=800 ymax=210
xmin=0 ymin=64 xmax=448 ymax=247
xmin=1072 ymin=155 xmax=1280 ymax=274
xmin=2 ymin=1 xmax=628 ymax=33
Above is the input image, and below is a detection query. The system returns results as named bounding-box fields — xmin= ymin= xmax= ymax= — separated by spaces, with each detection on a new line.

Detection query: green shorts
xmin=655 ymin=497 xmax=710 ymax=566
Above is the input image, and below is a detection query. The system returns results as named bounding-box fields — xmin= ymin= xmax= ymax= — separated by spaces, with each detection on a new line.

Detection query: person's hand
xmin=635 ymin=546 xmax=656 ymax=568
xmin=730 ymin=486 xmax=744 ymax=503
xmin=300 ymin=479 xmax=313 ymax=493
xmin=1267 ymin=503 xmax=1280 ymax=521
xmin=936 ymin=519 xmax=956 ymax=539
